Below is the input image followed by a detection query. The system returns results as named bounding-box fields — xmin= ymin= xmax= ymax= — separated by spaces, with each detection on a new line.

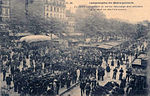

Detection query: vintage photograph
xmin=0 ymin=0 xmax=150 ymax=96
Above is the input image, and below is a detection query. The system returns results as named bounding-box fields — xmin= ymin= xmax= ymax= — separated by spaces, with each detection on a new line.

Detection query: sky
xmin=66 ymin=0 xmax=150 ymax=23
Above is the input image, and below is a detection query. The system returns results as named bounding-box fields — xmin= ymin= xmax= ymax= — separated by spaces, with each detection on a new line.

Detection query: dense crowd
xmin=0 ymin=38 xmax=148 ymax=96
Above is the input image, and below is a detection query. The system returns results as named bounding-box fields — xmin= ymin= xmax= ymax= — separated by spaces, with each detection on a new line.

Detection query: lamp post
xmin=25 ymin=0 xmax=29 ymax=19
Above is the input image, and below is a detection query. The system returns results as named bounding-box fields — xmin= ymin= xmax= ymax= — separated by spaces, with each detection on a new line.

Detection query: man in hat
xmin=66 ymin=76 xmax=71 ymax=89
xmin=6 ymin=74 xmax=12 ymax=90
xmin=86 ymin=83 xmax=91 ymax=96
xmin=119 ymin=68 xmax=124 ymax=80
xmin=111 ymin=59 xmax=114 ymax=66
xmin=106 ymin=64 xmax=111 ymax=78
xmin=91 ymin=77 xmax=97 ymax=89
xmin=113 ymin=67 xmax=118 ymax=80
xmin=54 ymin=79 xmax=60 ymax=95
xmin=126 ymin=68 xmax=131 ymax=82
xmin=47 ymin=83 xmax=55 ymax=95
xmin=2 ymin=68 xmax=6 ymax=81
xmin=80 ymin=79 xmax=86 ymax=96
xmin=117 ymin=60 xmax=120 ymax=68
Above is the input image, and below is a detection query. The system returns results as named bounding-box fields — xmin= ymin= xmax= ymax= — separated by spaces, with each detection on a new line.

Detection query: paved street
xmin=62 ymin=55 xmax=134 ymax=96
xmin=0 ymin=37 xmax=147 ymax=96
xmin=0 ymin=54 xmax=133 ymax=96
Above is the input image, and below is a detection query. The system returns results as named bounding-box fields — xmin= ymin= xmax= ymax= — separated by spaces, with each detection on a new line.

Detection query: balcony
xmin=0 ymin=15 xmax=9 ymax=18
xmin=0 ymin=4 xmax=9 ymax=7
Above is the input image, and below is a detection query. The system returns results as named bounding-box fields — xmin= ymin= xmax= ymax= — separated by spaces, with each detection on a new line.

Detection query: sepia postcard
xmin=0 ymin=0 xmax=149 ymax=96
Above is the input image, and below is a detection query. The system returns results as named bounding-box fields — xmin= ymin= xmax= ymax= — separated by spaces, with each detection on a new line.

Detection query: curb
xmin=59 ymin=82 xmax=79 ymax=96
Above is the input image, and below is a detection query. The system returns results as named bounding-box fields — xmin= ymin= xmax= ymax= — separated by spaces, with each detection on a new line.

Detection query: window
xmin=5 ymin=8 xmax=9 ymax=16
xmin=50 ymin=6 xmax=52 ymax=11
xmin=57 ymin=8 xmax=59 ymax=12
xmin=45 ymin=5 xmax=49 ymax=11
xmin=2 ymin=8 xmax=5 ymax=15
xmin=0 ymin=8 xmax=2 ymax=15
xmin=54 ymin=7 xmax=56 ymax=12
xmin=48 ymin=5 xmax=50 ymax=11
xmin=62 ymin=9 xmax=64 ymax=13
xmin=47 ymin=13 xmax=49 ymax=17
xmin=0 ymin=17 xmax=2 ymax=22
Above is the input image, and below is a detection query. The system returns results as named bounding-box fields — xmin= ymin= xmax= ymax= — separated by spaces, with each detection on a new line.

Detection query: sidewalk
xmin=59 ymin=82 xmax=79 ymax=96
xmin=61 ymin=56 xmax=135 ymax=96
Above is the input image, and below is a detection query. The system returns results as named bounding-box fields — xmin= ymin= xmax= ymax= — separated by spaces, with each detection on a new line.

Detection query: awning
xmin=132 ymin=68 xmax=146 ymax=76
xmin=79 ymin=41 xmax=124 ymax=50
xmin=19 ymin=35 xmax=56 ymax=43
xmin=15 ymin=33 xmax=32 ymax=37
xmin=132 ymin=59 xmax=141 ymax=66
xmin=98 ymin=44 xmax=113 ymax=50
xmin=138 ymin=54 xmax=148 ymax=60
xmin=78 ymin=44 xmax=96 ymax=48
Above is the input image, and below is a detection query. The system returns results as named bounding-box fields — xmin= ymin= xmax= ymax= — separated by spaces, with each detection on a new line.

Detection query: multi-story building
xmin=0 ymin=0 xmax=10 ymax=29
xmin=44 ymin=0 xmax=66 ymax=20
xmin=10 ymin=0 xmax=66 ymax=24
xmin=0 ymin=0 xmax=10 ymax=48
xmin=9 ymin=0 xmax=67 ymax=38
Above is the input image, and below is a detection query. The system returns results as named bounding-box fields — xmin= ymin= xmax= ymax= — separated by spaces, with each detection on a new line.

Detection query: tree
xmin=43 ymin=18 xmax=67 ymax=38
xmin=8 ymin=12 xmax=66 ymax=36
xmin=75 ymin=8 xmax=106 ymax=41
xmin=119 ymin=23 xmax=137 ymax=39
xmin=136 ymin=23 xmax=148 ymax=39
xmin=75 ymin=8 xmax=140 ymax=41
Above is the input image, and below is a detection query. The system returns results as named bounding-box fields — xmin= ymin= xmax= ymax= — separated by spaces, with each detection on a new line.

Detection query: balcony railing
xmin=0 ymin=15 xmax=9 ymax=18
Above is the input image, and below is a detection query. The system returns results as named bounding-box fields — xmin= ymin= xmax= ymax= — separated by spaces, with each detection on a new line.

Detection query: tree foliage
xmin=7 ymin=14 xmax=66 ymax=36
xmin=74 ymin=8 xmax=149 ymax=40
xmin=75 ymin=8 xmax=106 ymax=37
xmin=136 ymin=23 xmax=148 ymax=38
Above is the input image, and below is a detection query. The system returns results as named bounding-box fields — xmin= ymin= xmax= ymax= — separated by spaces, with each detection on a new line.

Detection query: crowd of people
xmin=77 ymin=39 xmax=148 ymax=96
xmin=0 ymin=37 xmax=148 ymax=96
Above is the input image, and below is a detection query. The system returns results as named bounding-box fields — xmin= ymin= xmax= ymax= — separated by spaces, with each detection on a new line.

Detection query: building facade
xmin=0 ymin=0 xmax=10 ymax=29
xmin=44 ymin=0 xmax=66 ymax=20
xmin=0 ymin=0 xmax=10 ymax=48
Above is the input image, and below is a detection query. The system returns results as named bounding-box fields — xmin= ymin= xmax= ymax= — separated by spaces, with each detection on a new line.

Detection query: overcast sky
xmin=66 ymin=0 xmax=150 ymax=23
